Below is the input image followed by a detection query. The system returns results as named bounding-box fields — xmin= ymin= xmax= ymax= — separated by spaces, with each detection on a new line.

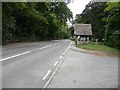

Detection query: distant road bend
xmin=2 ymin=40 xmax=72 ymax=88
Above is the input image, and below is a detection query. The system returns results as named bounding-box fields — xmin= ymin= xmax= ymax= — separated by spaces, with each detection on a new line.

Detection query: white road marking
xmin=65 ymin=49 xmax=67 ymax=53
xmin=0 ymin=51 xmax=31 ymax=61
xmin=63 ymin=52 xmax=65 ymax=55
xmin=67 ymin=47 xmax=69 ymax=50
xmin=54 ymin=61 xmax=58 ymax=66
xmin=43 ymin=70 xmax=51 ymax=80
xmin=64 ymin=42 xmax=72 ymax=53
xmin=1 ymin=43 xmax=57 ymax=62
xmin=39 ymin=44 xmax=53 ymax=50
xmin=43 ymin=41 xmax=73 ymax=88
xmin=60 ymin=56 xmax=63 ymax=59
xmin=43 ymin=55 xmax=65 ymax=88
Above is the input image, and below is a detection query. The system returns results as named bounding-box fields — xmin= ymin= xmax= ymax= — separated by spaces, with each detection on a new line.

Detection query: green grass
xmin=76 ymin=42 xmax=120 ymax=53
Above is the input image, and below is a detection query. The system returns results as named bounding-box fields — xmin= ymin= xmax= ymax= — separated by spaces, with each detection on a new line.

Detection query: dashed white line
xmin=39 ymin=45 xmax=53 ymax=50
xmin=65 ymin=49 xmax=67 ymax=53
xmin=43 ymin=41 xmax=73 ymax=88
xmin=1 ymin=43 xmax=57 ymax=62
xmin=43 ymin=55 xmax=65 ymax=88
xmin=54 ymin=61 xmax=58 ymax=66
xmin=43 ymin=70 xmax=51 ymax=80
xmin=63 ymin=52 xmax=65 ymax=55
xmin=60 ymin=56 xmax=63 ymax=59
xmin=64 ymin=42 xmax=72 ymax=53
xmin=0 ymin=51 xmax=31 ymax=61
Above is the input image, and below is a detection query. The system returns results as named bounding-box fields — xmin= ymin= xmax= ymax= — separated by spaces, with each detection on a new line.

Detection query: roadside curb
xmin=70 ymin=44 xmax=120 ymax=57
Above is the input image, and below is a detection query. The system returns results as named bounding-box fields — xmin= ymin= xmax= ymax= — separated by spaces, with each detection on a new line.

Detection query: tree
xmin=2 ymin=2 xmax=73 ymax=44
xmin=103 ymin=2 xmax=120 ymax=49
xmin=75 ymin=2 xmax=108 ymax=41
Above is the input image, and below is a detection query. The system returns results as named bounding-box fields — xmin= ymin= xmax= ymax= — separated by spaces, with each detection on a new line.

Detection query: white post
xmin=83 ymin=37 xmax=86 ymax=43
xmin=81 ymin=37 xmax=83 ymax=43
xmin=87 ymin=37 xmax=89 ymax=43
xmin=80 ymin=36 xmax=81 ymax=44
xmin=77 ymin=36 xmax=80 ymax=44
xmin=96 ymin=39 xmax=98 ymax=44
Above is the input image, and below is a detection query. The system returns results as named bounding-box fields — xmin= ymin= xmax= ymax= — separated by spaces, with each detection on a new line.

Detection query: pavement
xmin=48 ymin=43 xmax=118 ymax=88
xmin=1 ymin=40 xmax=118 ymax=88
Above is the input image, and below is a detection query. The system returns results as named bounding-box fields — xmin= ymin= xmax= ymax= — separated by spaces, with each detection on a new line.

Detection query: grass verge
xmin=76 ymin=42 xmax=120 ymax=53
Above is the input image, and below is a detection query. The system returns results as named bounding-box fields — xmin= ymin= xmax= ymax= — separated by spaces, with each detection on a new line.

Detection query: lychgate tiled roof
xmin=74 ymin=24 xmax=92 ymax=35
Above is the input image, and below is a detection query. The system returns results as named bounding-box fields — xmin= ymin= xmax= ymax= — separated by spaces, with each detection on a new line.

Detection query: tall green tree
xmin=103 ymin=2 xmax=120 ymax=49
xmin=2 ymin=2 xmax=73 ymax=44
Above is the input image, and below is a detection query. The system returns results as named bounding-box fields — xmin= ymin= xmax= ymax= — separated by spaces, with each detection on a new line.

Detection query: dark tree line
xmin=2 ymin=2 xmax=73 ymax=44
xmin=75 ymin=2 xmax=120 ymax=49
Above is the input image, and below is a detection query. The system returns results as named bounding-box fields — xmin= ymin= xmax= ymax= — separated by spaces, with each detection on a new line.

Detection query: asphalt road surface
xmin=1 ymin=40 xmax=118 ymax=88
xmin=2 ymin=40 xmax=72 ymax=88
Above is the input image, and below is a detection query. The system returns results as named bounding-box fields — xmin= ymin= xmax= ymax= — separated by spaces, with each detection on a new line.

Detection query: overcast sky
xmin=67 ymin=0 xmax=91 ymax=19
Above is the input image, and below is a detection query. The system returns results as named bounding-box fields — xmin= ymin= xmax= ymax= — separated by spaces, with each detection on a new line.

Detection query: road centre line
xmin=39 ymin=44 xmax=53 ymax=50
xmin=0 ymin=51 xmax=31 ymax=62
xmin=1 ymin=43 xmax=57 ymax=62
xmin=43 ymin=70 xmax=51 ymax=80
xmin=54 ymin=61 xmax=58 ymax=66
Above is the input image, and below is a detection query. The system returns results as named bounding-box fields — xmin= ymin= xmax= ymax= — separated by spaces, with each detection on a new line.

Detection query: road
xmin=2 ymin=40 xmax=72 ymax=88
xmin=1 ymin=40 xmax=118 ymax=88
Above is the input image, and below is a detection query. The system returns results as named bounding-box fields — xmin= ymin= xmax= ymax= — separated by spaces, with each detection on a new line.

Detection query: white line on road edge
xmin=60 ymin=56 xmax=63 ymax=59
xmin=54 ymin=61 xmax=58 ymax=66
xmin=43 ymin=70 xmax=51 ymax=80
xmin=0 ymin=51 xmax=31 ymax=62
xmin=65 ymin=49 xmax=67 ymax=53
xmin=43 ymin=41 xmax=72 ymax=88
xmin=43 ymin=56 xmax=65 ymax=88
xmin=65 ymin=42 xmax=72 ymax=53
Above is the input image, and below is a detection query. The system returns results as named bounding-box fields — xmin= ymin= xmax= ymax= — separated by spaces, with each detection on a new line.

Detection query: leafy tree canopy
xmin=2 ymin=2 xmax=73 ymax=44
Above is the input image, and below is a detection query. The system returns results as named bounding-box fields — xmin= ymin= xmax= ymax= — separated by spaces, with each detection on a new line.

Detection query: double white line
xmin=43 ymin=41 xmax=73 ymax=88
xmin=43 ymin=70 xmax=51 ymax=80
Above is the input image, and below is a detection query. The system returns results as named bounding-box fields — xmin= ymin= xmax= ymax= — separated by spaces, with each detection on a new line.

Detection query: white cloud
xmin=68 ymin=0 xmax=91 ymax=19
